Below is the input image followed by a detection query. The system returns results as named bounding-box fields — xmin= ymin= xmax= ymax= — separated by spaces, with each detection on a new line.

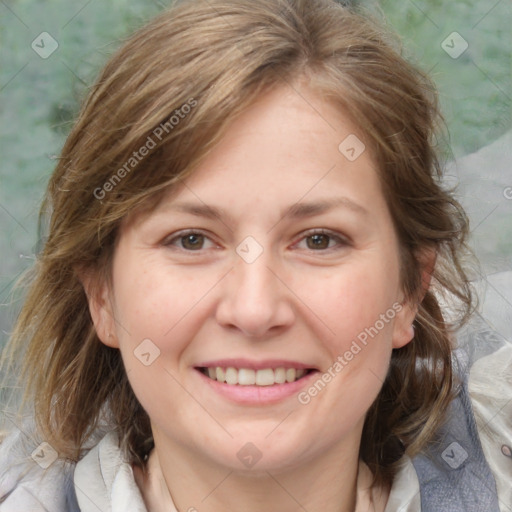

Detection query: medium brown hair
xmin=1 ymin=0 xmax=474 ymax=487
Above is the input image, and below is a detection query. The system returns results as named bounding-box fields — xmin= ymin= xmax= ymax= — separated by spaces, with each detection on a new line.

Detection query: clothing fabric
xmin=1 ymin=273 xmax=511 ymax=511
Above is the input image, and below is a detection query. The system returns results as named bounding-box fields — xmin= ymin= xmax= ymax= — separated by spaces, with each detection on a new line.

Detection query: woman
xmin=0 ymin=0 xmax=510 ymax=510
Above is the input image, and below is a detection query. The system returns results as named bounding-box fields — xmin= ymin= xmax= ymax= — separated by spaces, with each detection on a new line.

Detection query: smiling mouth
xmin=197 ymin=367 xmax=317 ymax=386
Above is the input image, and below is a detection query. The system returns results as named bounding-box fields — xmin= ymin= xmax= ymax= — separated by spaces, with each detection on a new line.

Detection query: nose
xmin=215 ymin=250 xmax=295 ymax=338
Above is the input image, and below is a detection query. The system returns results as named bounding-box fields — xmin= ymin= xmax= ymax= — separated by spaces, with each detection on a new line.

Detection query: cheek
xmin=299 ymin=255 xmax=401 ymax=353
xmin=112 ymin=256 xmax=212 ymax=345
xmin=296 ymin=268 xmax=399 ymax=431
xmin=110 ymin=262 xmax=213 ymax=425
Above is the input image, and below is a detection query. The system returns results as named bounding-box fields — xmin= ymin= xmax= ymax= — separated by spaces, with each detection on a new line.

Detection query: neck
xmin=134 ymin=428 xmax=388 ymax=512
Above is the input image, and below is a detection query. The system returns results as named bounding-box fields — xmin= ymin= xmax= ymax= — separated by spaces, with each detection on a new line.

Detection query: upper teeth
xmin=205 ymin=367 xmax=307 ymax=386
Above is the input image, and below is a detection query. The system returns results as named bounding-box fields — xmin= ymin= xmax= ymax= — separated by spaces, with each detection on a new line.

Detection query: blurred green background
xmin=0 ymin=0 xmax=511 ymax=350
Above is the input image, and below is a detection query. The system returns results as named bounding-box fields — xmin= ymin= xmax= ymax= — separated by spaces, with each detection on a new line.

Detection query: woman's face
xmin=89 ymin=84 xmax=417 ymax=473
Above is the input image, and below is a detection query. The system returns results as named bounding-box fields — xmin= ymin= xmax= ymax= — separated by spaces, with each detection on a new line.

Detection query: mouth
xmin=196 ymin=366 xmax=317 ymax=386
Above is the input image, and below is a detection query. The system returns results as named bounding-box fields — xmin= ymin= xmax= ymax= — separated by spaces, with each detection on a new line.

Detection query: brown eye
xmin=306 ymin=234 xmax=331 ymax=250
xmin=163 ymin=230 xmax=217 ymax=252
xmin=180 ymin=233 xmax=205 ymax=250
xmin=294 ymin=230 xmax=349 ymax=253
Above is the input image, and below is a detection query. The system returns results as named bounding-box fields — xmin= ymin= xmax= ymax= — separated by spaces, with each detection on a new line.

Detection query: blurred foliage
xmin=375 ymin=0 xmax=511 ymax=157
xmin=0 ymin=0 xmax=164 ymax=344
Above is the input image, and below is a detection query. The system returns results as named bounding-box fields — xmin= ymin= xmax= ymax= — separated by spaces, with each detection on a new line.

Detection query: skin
xmin=85 ymin=83 xmax=424 ymax=512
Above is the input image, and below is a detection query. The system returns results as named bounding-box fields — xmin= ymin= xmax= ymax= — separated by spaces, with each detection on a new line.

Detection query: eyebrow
xmin=284 ymin=198 xmax=369 ymax=219
xmin=168 ymin=197 xmax=369 ymax=221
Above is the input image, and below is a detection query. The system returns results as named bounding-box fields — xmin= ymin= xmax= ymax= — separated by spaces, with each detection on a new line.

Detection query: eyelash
xmin=163 ymin=229 xmax=218 ymax=252
xmin=163 ymin=229 xmax=350 ymax=253
xmin=293 ymin=229 xmax=350 ymax=252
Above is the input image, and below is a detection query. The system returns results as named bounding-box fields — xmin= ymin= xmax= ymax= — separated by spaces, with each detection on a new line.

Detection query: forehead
xmin=126 ymin=84 xmax=388 ymax=230
xmin=177 ymin=85 xmax=382 ymax=205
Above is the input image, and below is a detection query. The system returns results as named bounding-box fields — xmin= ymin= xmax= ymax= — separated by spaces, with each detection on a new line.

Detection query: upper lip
xmin=195 ymin=359 xmax=318 ymax=371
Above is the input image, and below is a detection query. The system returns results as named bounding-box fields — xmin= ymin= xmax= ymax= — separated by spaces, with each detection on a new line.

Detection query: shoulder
xmin=0 ymin=422 xmax=147 ymax=512
xmin=462 ymin=270 xmax=512 ymax=506
xmin=468 ymin=338 xmax=512 ymax=510
xmin=406 ymin=270 xmax=512 ymax=511
xmin=0 ymin=421 xmax=79 ymax=511
xmin=73 ymin=430 xmax=148 ymax=511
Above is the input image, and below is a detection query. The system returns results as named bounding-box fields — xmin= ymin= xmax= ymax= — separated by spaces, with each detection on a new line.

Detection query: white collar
xmin=74 ymin=431 xmax=150 ymax=512
xmin=384 ymin=456 xmax=421 ymax=512
xmin=74 ymin=432 xmax=420 ymax=512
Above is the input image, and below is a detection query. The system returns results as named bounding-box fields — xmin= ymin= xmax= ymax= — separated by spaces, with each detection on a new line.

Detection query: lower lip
xmin=194 ymin=369 xmax=320 ymax=405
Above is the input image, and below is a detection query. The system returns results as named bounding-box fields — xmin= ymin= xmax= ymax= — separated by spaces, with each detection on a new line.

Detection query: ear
xmin=78 ymin=269 xmax=119 ymax=348
xmin=392 ymin=247 xmax=437 ymax=349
